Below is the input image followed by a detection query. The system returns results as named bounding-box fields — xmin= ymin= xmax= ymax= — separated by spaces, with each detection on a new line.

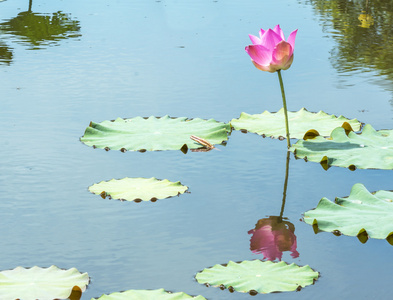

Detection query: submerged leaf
xmin=196 ymin=260 xmax=318 ymax=294
xmin=0 ymin=266 xmax=89 ymax=300
xmin=80 ymin=116 xmax=230 ymax=151
xmin=304 ymin=183 xmax=393 ymax=243
xmin=291 ymin=124 xmax=393 ymax=169
xmin=230 ymin=108 xmax=361 ymax=139
xmin=89 ymin=177 xmax=188 ymax=202
xmin=92 ymin=288 xmax=206 ymax=299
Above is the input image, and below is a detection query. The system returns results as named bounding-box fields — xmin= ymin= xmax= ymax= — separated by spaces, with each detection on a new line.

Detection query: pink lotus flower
xmin=245 ymin=25 xmax=297 ymax=73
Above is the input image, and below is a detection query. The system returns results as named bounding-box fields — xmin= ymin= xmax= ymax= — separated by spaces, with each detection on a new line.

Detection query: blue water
xmin=1 ymin=0 xmax=393 ymax=299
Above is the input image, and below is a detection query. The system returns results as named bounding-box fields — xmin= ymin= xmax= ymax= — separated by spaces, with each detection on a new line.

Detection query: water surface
xmin=1 ymin=0 xmax=392 ymax=299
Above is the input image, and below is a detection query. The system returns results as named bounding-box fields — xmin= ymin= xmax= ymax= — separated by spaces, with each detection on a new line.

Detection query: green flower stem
xmin=277 ymin=70 xmax=291 ymax=149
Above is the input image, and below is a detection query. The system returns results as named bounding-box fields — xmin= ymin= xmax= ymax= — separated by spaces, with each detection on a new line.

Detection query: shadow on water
xmin=0 ymin=0 xmax=81 ymax=64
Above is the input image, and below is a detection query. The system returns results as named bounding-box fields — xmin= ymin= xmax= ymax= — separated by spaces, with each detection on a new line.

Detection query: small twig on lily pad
xmin=190 ymin=135 xmax=219 ymax=151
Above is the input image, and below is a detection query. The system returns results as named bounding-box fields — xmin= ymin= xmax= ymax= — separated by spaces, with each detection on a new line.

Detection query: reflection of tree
xmin=0 ymin=42 xmax=13 ymax=65
xmin=248 ymin=152 xmax=299 ymax=261
xmin=306 ymin=0 xmax=393 ymax=85
xmin=0 ymin=0 xmax=81 ymax=50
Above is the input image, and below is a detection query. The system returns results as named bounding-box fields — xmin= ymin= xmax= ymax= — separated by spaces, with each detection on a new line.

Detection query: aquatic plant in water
xmin=303 ymin=183 xmax=393 ymax=244
xmin=80 ymin=116 xmax=230 ymax=152
xmin=231 ymin=107 xmax=361 ymax=140
xmin=245 ymin=25 xmax=297 ymax=148
xmin=0 ymin=266 xmax=89 ymax=300
xmin=89 ymin=177 xmax=188 ymax=202
xmin=92 ymin=288 xmax=206 ymax=300
xmin=291 ymin=124 xmax=393 ymax=170
xmin=196 ymin=260 xmax=318 ymax=294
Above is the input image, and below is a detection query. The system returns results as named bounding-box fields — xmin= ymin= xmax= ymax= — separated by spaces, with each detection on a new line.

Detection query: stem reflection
xmin=248 ymin=151 xmax=298 ymax=261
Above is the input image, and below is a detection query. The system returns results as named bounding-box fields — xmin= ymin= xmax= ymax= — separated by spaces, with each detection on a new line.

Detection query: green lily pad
xmin=291 ymin=124 xmax=393 ymax=170
xmin=89 ymin=177 xmax=188 ymax=202
xmin=80 ymin=116 xmax=230 ymax=152
xmin=195 ymin=260 xmax=318 ymax=294
xmin=92 ymin=288 xmax=206 ymax=300
xmin=230 ymin=108 xmax=361 ymax=139
xmin=304 ymin=183 xmax=393 ymax=244
xmin=0 ymin=265 xmax=89 ymax=300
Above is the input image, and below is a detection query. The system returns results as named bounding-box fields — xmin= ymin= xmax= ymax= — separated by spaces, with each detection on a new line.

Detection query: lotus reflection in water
xmin=248 ymin=216 xmax=299 ymax=261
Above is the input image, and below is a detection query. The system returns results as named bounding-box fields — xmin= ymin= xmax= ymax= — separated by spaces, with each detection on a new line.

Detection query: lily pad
xmin=80 ymin=116 xmax=230 ymax=152
xmin=92 ymin=288 xmax=206 ymax=300
xmin=195 ymin=260 xmax=318 ymax=294
xmin=230 ymin=108 xmax=361 ymax=139
xmin=303 ymin=183 xmax=393 ymax=244
xmin=0 ymin=265 xmax=89 ymax=300
xmin=89 ymin=177 xmax=188 ymax=202
xmin=291 ymin=124 xmax=393 ymax=170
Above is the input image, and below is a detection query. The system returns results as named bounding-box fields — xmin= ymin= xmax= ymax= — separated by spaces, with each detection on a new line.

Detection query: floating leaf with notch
xmin=195 ymin=260 xmax=318 ymax=294
xmin=0 ymin=265 xmax=89 ymax=300
xmin=230 ymin=108 xmax=361 ymax=139
xmin=92 ymin=288 xmax=206 ymax=300
xmin=89 ymin=177 xmax=188 ymax=202
xmin=291 ymin=124 xmax=393 ymax=170
xmin=303 ymin=183 xmax=393 ymax=244
xmin=80 ymin=116 xmax=230 ymax=151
